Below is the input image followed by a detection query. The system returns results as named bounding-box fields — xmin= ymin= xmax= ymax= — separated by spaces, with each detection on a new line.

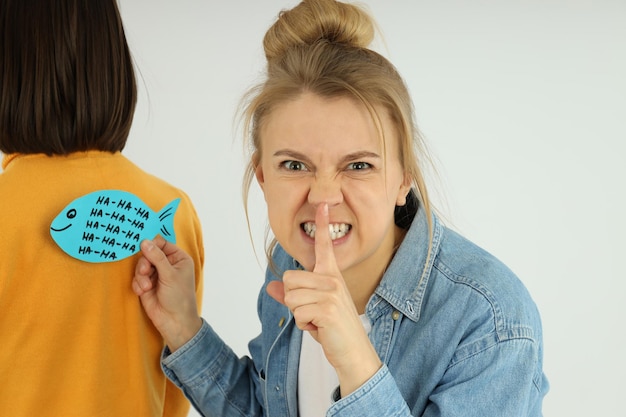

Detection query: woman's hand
xmin=266 ymin=203 xmax=382 ymax=397
xmin=132 ymin=236 xmax=202 ymax=352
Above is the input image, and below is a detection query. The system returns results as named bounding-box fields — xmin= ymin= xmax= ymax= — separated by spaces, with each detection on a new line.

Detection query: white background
xmin=12 ymin=1 xmax=626 ymax=415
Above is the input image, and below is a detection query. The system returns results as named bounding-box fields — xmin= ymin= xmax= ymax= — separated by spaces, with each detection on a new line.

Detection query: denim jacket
xmin=162 ymin=206 xmax=549 ymax=416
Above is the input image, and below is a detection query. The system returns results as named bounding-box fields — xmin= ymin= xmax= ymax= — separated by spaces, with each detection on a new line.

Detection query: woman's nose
xmin=307 ymin=175 xmax=344 ymax=206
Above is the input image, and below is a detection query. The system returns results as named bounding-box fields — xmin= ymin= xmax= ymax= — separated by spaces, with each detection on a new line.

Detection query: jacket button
xmin=278 ymin=317 xmax=286 ymax=327
xmin=392 ymin=310 xmax=401 ymax=320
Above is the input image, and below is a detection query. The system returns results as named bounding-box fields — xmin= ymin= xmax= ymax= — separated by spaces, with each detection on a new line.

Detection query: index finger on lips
xmin=313 ymin=203 xmax=339 ymax=275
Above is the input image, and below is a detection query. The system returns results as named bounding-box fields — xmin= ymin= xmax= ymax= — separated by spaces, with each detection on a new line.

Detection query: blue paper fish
xmin=50 ymin=190 xmax=180 ymax=263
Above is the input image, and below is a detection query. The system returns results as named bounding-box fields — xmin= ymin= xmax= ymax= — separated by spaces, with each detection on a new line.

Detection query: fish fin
xmin=157 ymin=198 xmax=181 ymax=243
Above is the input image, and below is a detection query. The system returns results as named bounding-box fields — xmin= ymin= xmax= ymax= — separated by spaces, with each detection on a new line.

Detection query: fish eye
xmin=67 ymin=209 xmax=77 ymax=219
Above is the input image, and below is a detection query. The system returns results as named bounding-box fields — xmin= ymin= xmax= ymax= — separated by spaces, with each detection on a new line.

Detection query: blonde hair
xmin=240 ymin=0 xmax=434 ymax=265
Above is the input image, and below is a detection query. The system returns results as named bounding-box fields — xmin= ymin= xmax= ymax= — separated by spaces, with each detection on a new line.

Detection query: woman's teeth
xmin=303 ymin=222 xmax=350 ymax=240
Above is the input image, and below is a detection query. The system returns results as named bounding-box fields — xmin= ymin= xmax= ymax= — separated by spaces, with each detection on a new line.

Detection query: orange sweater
xmin=0 ymin=152 xmax=204 ymax=416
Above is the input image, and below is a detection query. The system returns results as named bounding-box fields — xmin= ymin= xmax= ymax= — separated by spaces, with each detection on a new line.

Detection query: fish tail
xmin=157 ymin=198 xmax=181 ymax=243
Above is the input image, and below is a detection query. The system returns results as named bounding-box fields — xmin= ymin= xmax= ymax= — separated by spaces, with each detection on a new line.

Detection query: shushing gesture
xmin=266 ymin=203 xmax=382 ymax=397
xmin=132 ymin=236 xmax=202 ymax=352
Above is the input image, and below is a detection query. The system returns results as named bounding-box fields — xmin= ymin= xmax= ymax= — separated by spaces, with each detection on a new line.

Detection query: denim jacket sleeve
xmin=328 ymin=336 xmax=545 ymax=417
xmin=161 ymin=319 xmax=264 ymax=417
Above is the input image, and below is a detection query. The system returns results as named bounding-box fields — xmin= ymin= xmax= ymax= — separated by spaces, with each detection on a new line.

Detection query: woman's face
xmin=255 ymin=92 xmax=410 ymax=282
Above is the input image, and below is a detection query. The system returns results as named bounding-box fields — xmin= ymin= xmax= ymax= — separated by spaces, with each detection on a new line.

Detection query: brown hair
xmin=0 ymin=0 xmax=137 ymax=155
xmin=239 ymin=0 xmax=435 ymax=264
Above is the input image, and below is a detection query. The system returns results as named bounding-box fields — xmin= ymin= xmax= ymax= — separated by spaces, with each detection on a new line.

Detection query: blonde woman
xmin=133 ymin=0 xmax=548 ymax=415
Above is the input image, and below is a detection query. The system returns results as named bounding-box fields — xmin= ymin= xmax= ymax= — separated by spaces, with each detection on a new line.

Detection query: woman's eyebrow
xmin=338 ymin=151 xmax=381 ymax=166
xmin=272 ymin=149 xmax=382 ymax=168
xmin=272 ymin=149 xmax=311 ymax=163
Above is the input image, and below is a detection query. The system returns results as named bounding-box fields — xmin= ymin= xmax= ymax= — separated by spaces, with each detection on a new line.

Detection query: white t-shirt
xmin=297 ymin=315 xmax=372 ymax=417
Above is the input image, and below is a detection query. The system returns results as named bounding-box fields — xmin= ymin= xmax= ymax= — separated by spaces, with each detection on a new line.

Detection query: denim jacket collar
xmin=370 ymin=207 xmax=443 ymax=323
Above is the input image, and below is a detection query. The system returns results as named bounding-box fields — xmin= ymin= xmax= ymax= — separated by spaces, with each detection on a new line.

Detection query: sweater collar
xmin=1 ymin=153 xmax=20 ymax=170
xmin=1 ymin=151 xmax=121 ymax=171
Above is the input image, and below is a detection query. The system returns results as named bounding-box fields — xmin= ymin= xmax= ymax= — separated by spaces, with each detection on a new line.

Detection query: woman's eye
xmin=347 ymin=162 xmax=371 ymax=170
xmin=281 ymin=160 xmax=308 ymax=171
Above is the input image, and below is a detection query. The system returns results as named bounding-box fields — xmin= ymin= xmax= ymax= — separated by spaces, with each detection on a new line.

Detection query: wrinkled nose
xmin=307 ymin=176 xmax=343 ymax=207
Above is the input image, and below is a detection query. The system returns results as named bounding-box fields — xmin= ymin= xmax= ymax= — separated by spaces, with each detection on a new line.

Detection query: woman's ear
xmin=396 ymin=173 xmax=412 ymax=206
xmin=253 ymin=152 xmax=264 ymax=190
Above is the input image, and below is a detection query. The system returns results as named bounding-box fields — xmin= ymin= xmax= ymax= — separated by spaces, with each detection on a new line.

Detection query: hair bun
xmin=263 ymin=0 xmax=375 ymax=62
